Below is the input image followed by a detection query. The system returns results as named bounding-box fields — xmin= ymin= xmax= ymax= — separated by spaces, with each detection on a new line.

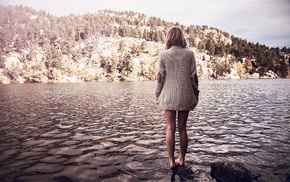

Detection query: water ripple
xmin=0 ymin=79 xmax=290 ymax=181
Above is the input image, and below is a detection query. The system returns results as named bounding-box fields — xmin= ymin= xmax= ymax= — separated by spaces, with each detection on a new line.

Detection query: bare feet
xmin=169 ymin=161 xmax=177 ymax=169
xmin=175 ymin=157 xmax=185 ymax=167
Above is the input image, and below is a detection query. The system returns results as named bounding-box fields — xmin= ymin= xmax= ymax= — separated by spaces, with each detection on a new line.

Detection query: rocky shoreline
xmin=0 ymin=70 xmax=279 ymax=84
xmin=0 ymin=37 xmax=281 ymax=84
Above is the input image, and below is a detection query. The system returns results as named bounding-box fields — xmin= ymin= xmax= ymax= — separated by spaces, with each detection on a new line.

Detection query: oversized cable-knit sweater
xmin=155 ymin=46 xmax=198 ymax=111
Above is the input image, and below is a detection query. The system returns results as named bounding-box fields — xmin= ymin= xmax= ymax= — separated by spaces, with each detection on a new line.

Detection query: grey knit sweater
xmin=155 ymin=46 xmax=198 ymax=111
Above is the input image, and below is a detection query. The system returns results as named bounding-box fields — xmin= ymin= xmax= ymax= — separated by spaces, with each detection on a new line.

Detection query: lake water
xmin=0 ymin=79 xmax=289 ymax=182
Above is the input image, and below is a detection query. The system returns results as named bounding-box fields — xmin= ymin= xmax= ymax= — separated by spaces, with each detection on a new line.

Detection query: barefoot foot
xmin=169 ymin=161 xmax=177 ymax=169
xmin=175 ymin=158 xmax=185 ymax=167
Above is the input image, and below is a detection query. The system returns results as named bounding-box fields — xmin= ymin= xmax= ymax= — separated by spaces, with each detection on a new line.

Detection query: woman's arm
xmin=155 ymin=54 xmax=165 ymax=99
xmin=190 ymin=53 xmax=198 ymax=87
xmin=190 ymin=53 xmax=199 ymax=101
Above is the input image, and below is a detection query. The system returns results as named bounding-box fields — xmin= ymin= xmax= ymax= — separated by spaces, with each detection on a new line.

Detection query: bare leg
xmin=165 ymin=110 xmax=177 ymax=168
xmin=176 ymin=110 xmax=189 ymax=166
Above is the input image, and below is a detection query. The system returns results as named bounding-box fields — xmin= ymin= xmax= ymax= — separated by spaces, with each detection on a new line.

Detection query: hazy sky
xmin=1 ymin=0 xmax=290 ymax=48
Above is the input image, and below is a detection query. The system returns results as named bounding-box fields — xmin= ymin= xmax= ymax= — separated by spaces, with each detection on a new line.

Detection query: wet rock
xmin=172 ymin=165 xmax=195 ymax=181
xmin=53 ymin=176 xmax=74 ymax=182
xmin=286 ymin=175 xmax=290 ymax=182
xmin=210 ymin=162 xmax=253 ymax=182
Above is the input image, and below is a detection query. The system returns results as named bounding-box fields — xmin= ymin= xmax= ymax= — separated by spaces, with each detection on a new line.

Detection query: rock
xmin=210 ymin=162 xmax=253 ymax=182
xmin=0 ymin=75 xmax=11 ymax=84
xmin=251 ymin=73 xmax=260 ymax=79
xmin=261 ymin=70 xmax=278 ymax=78
xmin=16 ymin=76 xmax=25 ymax=83
xmin=226 ymin=68 xmax=240 ymax=79
xmin=61 ymin=76 xmax=82 ymax=83
xmin=3 ymin=55 xmax=23 ymax=70
xmin=27 ymin=74 xmax=48 ymax=83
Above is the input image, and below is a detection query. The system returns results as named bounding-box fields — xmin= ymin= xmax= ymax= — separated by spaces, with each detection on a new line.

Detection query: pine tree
xmin=206 ymin=39 xmax=215 ymax=55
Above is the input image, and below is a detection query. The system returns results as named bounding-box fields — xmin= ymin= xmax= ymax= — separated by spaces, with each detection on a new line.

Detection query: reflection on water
xmin=0 ymin=79 xmax=289 ymax=181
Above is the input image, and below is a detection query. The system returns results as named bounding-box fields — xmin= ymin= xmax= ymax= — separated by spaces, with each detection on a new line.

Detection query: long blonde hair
xmin=165 ymin=26 xmax=187 ymax=50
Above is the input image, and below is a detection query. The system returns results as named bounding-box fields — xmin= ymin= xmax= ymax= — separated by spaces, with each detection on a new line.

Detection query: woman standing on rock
xmin=155 ymin=26 xmax=199 ymax=169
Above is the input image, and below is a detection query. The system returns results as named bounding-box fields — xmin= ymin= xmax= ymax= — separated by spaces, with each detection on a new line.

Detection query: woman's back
xmin=156 ymin=46 xmax=196 ymax=111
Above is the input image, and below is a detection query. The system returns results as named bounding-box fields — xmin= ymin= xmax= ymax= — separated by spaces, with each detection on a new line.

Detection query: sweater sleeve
xmin=190 ymin=52 xmax=198 ymax=88
xmin=190 ymin=52 xmax=199 ymax=103
xmin=155 ymin=53 xmax=166 ymax=99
